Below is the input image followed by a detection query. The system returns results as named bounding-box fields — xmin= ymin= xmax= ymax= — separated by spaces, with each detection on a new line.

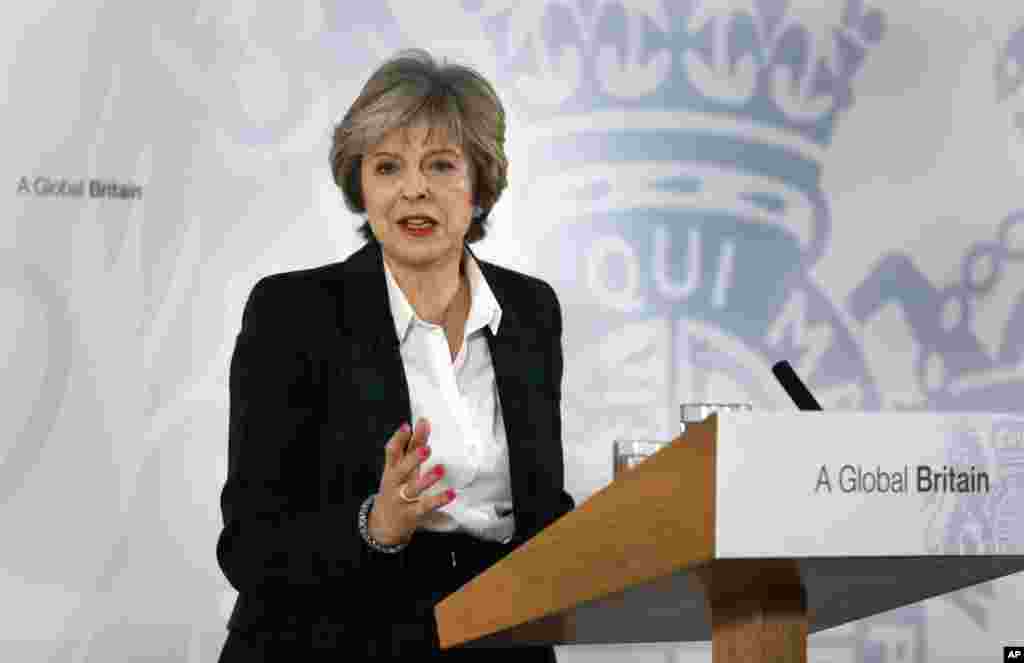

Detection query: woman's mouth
xmin=399 ymin=218 xmax=437 ymax=237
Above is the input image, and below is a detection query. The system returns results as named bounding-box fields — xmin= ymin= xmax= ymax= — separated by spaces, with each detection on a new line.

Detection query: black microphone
xmin=771 ymin=360 xmax=823 ymax=411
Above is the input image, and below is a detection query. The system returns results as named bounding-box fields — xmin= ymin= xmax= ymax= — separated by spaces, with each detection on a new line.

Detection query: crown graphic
xmin=472 ymin=0 xmax=885 ymax=145
xmin=471 ymin=1 xmax=885 ymax=266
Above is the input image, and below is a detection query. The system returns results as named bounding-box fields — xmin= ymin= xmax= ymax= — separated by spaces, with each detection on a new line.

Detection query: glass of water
xmin=680 ymin=402 xmax=753 ymax=434
xmin=612 ymin=403 xmax=753 ymax=477
xmin=613 ymin=440 xmax=670 ymax=477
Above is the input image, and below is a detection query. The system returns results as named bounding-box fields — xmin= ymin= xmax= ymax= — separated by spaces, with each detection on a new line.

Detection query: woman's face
xmin=362 ymin=122 xmax=475 ymax=272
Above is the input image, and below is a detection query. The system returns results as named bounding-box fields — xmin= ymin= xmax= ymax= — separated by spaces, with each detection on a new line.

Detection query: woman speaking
xmin=216 ymin=49 xmax=575 ymax=660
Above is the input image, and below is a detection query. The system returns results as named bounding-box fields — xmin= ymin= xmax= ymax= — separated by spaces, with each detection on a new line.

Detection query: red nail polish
xmin=445 ymin=489 xmax=456 ymax=501
xmin=433 ymin=465 xmax=444 ymax=477
xmin=400 ymin=422 xmax=410 ymax=433
xmin=418 ymin=446 xmax=430 ymax=459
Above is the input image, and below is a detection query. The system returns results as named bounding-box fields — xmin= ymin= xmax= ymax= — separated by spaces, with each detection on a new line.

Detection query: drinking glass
xmin=612 ymin=440 xmax=670 ymax=477
xmin=680 ymin=402 xmax=753 ymax=434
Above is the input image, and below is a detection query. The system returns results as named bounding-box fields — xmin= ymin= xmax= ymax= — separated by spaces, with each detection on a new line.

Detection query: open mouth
xmin=398 ymin=216 xmax=438 ymax=236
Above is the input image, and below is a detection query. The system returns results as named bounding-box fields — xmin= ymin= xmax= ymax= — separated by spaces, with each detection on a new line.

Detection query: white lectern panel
xmin=715 ymin=412 xmax=1024 ymax=558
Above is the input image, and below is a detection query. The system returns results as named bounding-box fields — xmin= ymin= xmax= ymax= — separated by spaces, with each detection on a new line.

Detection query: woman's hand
xmin=368 ymin=418 xmax=456 ymax=546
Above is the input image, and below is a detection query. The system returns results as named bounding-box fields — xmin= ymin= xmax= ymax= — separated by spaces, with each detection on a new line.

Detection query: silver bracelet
xmin=358 ymin=493 xmax=408 ymax=554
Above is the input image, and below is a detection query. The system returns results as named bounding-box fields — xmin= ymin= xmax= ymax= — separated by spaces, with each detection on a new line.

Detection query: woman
xmin=216 ymin=49 xmax=575 ymax=660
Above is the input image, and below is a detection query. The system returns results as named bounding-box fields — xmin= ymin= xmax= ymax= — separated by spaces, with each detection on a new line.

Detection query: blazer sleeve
xmin=545 ymin=281 xmax=577 ymax=521
xmin=216 ymin=276 xmax=402 ymax=596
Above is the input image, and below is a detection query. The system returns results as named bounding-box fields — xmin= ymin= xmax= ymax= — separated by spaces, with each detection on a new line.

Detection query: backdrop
xmin=3 ymin=1 xmax=1023 ymax=661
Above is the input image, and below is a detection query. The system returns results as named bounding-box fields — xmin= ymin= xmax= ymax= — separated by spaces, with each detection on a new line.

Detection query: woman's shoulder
xmin=247 ymin=261 xmax=341 ymax=300
xmin=247 ymin=243 xmax=379 ymax=303
xmin=473 ymin=255 xmax=558 ymax=305
xmin=238 ymin=260 xmax=350 ymax=337
xmin=251 ymin=261 xmax=346 ymax=293
xmin=472 ymin=255 xmax=562 ymax=336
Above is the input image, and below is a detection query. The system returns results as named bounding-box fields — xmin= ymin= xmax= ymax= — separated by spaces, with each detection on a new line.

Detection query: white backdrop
xmin=2 ymin=1 xmax=1023 ymax=661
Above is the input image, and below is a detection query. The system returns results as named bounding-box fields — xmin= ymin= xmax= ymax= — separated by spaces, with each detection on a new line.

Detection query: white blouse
xmin=382 ymin=252 xmax=515 ymax=543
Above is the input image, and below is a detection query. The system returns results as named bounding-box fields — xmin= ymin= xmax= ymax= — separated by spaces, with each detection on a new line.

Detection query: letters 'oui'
xmin=584 ymin=226 xmax=736 ymax=313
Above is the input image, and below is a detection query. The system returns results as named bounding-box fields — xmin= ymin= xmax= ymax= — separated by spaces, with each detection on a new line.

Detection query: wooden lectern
xmin=435 ymin=413 xmax=1024 ymax=663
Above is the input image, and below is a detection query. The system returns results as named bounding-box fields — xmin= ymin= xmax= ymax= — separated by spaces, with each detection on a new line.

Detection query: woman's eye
xmin=375 ymin=162 xmax=398 ymax=175
xmin=430 ymin=160 xmax=455 ymax=173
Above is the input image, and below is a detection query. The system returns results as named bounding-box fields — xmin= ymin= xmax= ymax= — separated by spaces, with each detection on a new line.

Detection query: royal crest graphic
xmin=464 ymin=2 xmax=1022 ymax=658
xmin=464 ymin=0 xmax=885 ymax=450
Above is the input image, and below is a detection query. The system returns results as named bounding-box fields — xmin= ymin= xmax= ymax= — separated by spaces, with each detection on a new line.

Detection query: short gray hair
xmin=330 ymin=49 xmax=508 ymax=244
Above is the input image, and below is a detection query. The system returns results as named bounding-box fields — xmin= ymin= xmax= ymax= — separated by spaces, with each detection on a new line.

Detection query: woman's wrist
xmin=368 ymin=502 xmax=407 ymax=545
xmin=358 ymin=494 xmax=409 ymax=553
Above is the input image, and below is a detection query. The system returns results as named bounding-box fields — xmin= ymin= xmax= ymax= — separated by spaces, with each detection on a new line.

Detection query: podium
xmin=435 ymin=412 xmax=1024 ymax=662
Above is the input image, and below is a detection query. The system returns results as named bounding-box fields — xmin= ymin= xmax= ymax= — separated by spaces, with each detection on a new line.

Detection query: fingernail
xmin=418 ymin=446 xmax=430 ymax=459
xmin=400 ymin=422 xmax=410 ymax=433
xmin=433 ymin=465 xmax=444 ymax=477
xmin=445 ymin=489 xmax=456 ymax=501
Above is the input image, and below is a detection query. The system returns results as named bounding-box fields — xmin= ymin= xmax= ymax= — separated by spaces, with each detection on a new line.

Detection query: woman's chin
xmin=384 ymin=240 xmax=457 ymax=269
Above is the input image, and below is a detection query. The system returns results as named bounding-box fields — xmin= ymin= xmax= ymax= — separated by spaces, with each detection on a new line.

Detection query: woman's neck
xmin=384 ymin=250 xmax=467 ymax=326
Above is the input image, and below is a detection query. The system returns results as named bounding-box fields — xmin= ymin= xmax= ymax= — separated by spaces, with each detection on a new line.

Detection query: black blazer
xmin=217 ymin=240 xmax=575 ymax=635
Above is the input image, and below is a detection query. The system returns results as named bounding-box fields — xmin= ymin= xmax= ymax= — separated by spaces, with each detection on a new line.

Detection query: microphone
xmin=771 ymin=360 xmax=823 ymax=411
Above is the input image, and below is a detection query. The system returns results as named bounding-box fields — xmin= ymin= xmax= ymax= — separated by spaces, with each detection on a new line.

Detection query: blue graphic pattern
xmin=472 ymin=0 xmax=885 ymax=417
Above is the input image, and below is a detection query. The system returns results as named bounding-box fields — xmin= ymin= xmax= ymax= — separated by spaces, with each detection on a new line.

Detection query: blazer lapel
xmin=329 ymin=242 xmax=413 ymax=464
xmin=476 ymin=260 xmax=542 ymax=540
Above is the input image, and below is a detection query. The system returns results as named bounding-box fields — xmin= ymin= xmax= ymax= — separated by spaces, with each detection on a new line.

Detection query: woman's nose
xmin=400 ymin=168 xmax=429 ymax=199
